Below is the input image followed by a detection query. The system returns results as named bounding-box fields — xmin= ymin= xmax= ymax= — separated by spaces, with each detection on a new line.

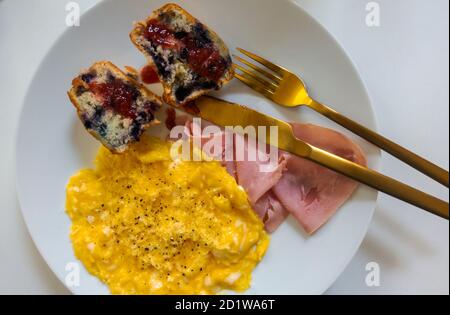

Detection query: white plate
xmin=16 ymin=0 xmax=380 ymax=294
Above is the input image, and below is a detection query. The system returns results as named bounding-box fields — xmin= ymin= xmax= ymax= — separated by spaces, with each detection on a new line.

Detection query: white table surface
xmin=0 ymin=0 xmax=448 ymax=295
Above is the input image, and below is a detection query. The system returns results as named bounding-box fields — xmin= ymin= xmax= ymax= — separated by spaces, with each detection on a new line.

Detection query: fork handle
xmin=308 ymin=99 xmax=449 ymax=187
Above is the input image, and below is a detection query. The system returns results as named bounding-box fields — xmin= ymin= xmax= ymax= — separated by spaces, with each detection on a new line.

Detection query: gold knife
xmin=183 ymin=96 xmax=449 ymax=219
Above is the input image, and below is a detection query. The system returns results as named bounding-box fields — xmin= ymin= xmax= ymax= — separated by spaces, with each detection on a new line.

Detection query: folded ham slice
xmin=252 ymin=191 xmax=290 ymax=233
xmin=273 ymin=124 xmax=367 ymax=234
xmin=171 ymin=116 xmax=366 ymax=235
xmin=234 ymin=134 xmax=288 ymax=204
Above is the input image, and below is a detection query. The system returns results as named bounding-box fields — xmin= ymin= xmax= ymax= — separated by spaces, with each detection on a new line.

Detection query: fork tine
xmin=236 ymin=48 xmax=287 ymax=76
xmin=234 ymin=73 xmax=275 ymax=99
xmin=233 ymin=55 xmax=282 ymax=83
xmin=233 ymin=63 xmax=278 ymax=90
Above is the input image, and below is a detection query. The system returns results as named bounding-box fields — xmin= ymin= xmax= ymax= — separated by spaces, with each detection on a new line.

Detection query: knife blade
xmin=194 ymin=96 xmax=311 ymax=156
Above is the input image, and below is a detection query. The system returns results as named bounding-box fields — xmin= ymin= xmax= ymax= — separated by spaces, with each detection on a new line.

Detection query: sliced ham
xmin=170 ymin=117 xmax=367 ymax=235
xmin=290 ymin=123 xmax=366 ymax=164
xmin=253 ymin=191 xmax=290 ymax=233
xmin=234 ymin=134 xmax=288 ymax=204
xmin=272 ymin=124 xmax=367 ymax=234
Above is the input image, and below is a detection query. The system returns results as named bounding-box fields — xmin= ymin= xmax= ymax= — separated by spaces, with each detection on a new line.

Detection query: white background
xmin=0 ymin=0 xmax=448 ymax=294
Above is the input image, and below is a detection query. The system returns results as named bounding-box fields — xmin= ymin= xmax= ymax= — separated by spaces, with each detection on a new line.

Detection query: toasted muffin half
xmin=68 ymin=61 xmax=162 ymax=153
xmin=130 ymin=3 xmax=234 ymax=106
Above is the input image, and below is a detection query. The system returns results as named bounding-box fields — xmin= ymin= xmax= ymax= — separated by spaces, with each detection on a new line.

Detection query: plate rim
xmin=289 ymin=0 xmax=380 ymax=294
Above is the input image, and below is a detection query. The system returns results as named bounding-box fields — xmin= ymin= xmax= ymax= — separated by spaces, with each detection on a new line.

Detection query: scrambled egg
xmin=66 ymin=136 xmax=269 ymax=294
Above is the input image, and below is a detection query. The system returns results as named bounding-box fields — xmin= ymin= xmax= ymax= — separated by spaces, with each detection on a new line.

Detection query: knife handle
xmin=304 ymin=144 xmax=449 ymax=219
xmin=308 ymin=99 xmax=449 ymax=187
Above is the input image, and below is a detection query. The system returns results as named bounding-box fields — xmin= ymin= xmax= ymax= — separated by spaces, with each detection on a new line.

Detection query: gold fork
xmin=233 ymin=48 xmax=449 ymax=188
